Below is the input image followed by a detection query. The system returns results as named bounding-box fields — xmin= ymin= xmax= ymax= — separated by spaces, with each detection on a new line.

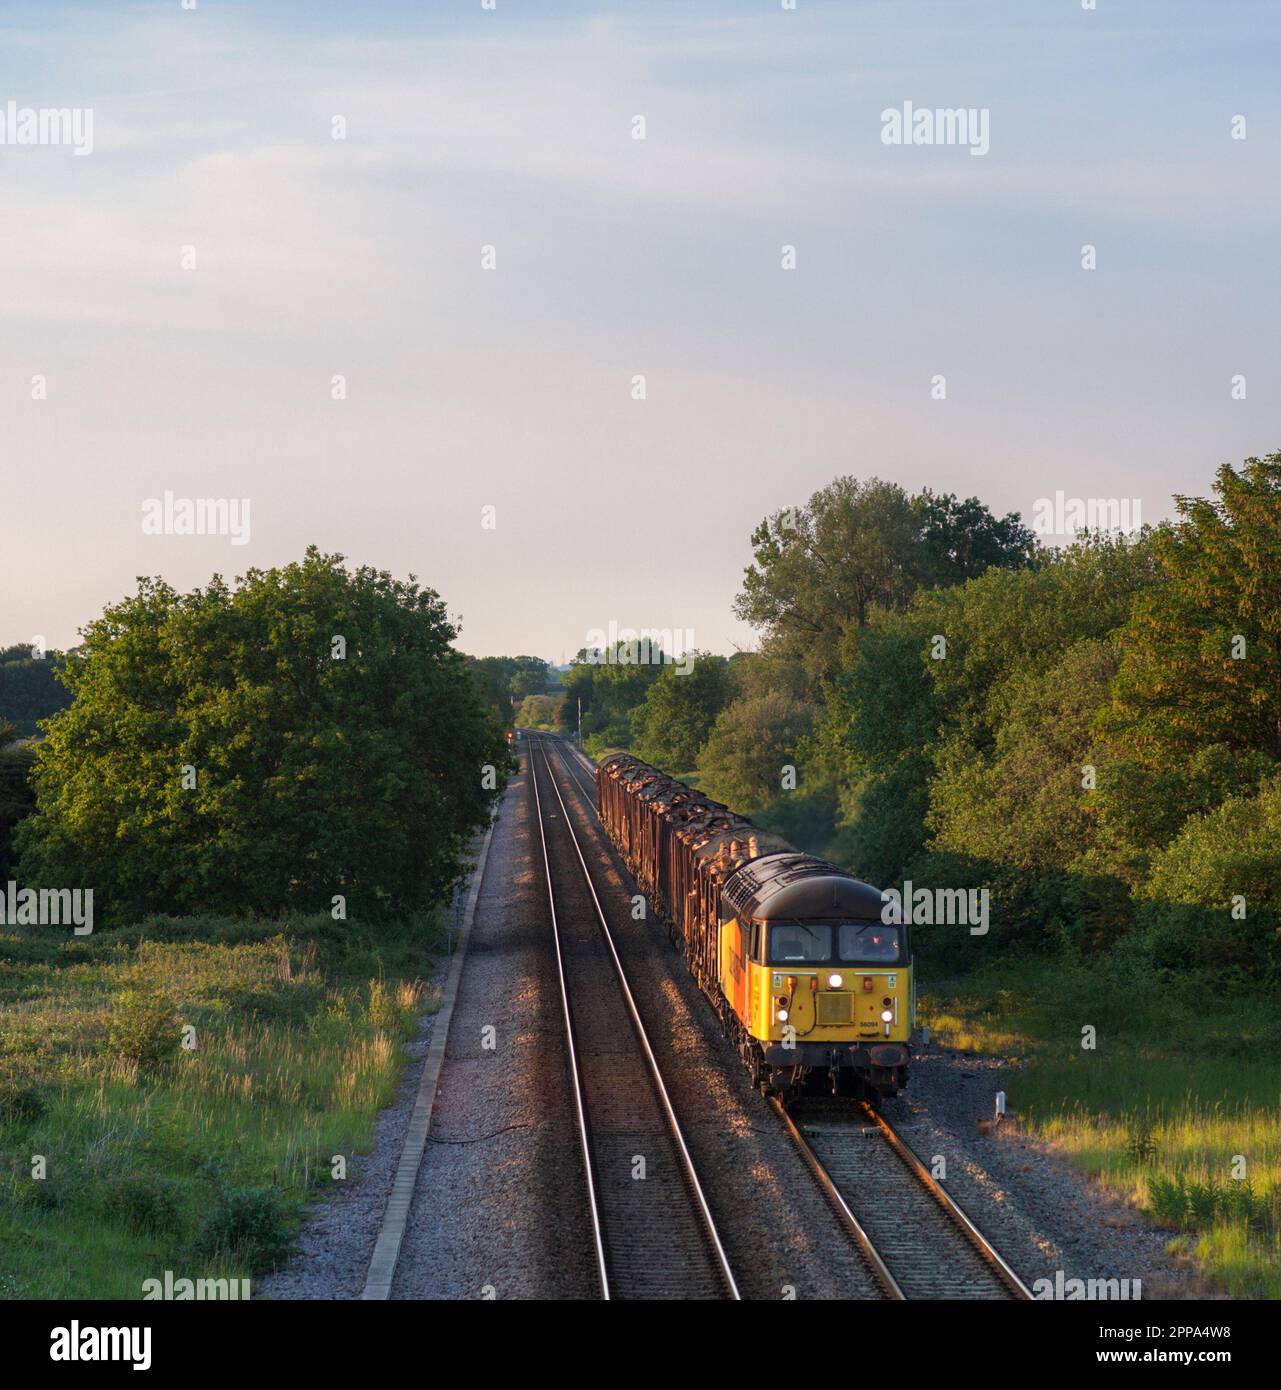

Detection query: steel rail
xmin=767 ymin=1097 xmax=906 ymax=1299
xmin=532 ymin=735 xmax=742 ymax=1300
xmin=527 ymin=736 xmax=612 ymax=1299
xmin=859 ymin=1100 xmax=1034 ymax=1300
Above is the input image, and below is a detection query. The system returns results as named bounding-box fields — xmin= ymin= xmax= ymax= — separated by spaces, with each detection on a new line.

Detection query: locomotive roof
xmin=720 ymin=852 xmax=887 ymax=922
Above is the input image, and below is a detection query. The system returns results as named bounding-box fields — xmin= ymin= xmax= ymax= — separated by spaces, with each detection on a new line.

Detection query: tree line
xmin=562 ymin=457 xmax=1281 ymax=991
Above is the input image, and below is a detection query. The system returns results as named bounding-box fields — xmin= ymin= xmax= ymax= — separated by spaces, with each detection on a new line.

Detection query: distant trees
xmin=17 ymin=549 xmax=506 ymax=924
xmin=510 ymin=667 xmax=549 ymax=701
xmin=562 ymin=643 xmax=665 ymax=752
xmin=466 ymin=654 xmax=549 ymax=724
xmin=0 ymin=722 xmax=36 ymax=879
xmin=515 ymin=693 xmax=562 ymax=729
xmin=0 ymin=644 xmax=73 ymax=736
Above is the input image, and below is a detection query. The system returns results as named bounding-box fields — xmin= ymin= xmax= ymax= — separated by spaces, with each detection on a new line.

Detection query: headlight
xmin=777 ymin=1008 xmax=789 ymax=1022
xmin=828 ymin=973 xmax=843 ymax=989
xmin=880 ymin=1009 xmax=894 ymax=1023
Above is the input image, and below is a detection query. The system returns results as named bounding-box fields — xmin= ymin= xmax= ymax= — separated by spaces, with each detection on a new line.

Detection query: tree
xmin=819 ymin=533 xmax=1156 ymax=887
xmin=927 ymin=638 xmax=1120 ymax=871
xmin=0 ymin=726 xmax=36 ymax=880
xmin=465 ymin=654 xmax=548 ymax=725
xmin=16 ymin=548 xmax=506 ymax=924
xmin=697 ymin=692 xmax=814 ymax=812
xmin=515 ymin=693 xmax=562 ymax=729
xmin=912 ymin=490 xmax=1037 ymax=588
xmin=1131 ymin=773 xmax=1281 ymax=983
xmin=734 ymin=476 xmax=1036 ymax=685
xmin=631 ymin=653 xmax=734 ymax=771
xmin=561 ymin=643 xmax=665 ymax=750
xmin=734 ymin=477 xmax=918 ymax=681
xmin=510 ymin=665 xmax=549 ymax=701
xmin=1105 ymin=454 xmax=1281 ymax=762
xmin=0 ymin=644 xmax=73 ymax=736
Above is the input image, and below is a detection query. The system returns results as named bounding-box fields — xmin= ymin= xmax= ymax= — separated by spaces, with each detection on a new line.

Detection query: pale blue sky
xmin=3 ymin=1 xmax=1278 ymax=661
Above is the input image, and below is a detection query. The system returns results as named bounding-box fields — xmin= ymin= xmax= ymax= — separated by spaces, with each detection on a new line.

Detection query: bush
xmin=0 ymin=1079 xmax=48 ymax=1125
xmin=367 ymin=978 xmax=399 ymax=1032
xmin=1130 ymin=775 xmax=1281 ymax=983
xmin=101 ymin=1174 xmax=184 ymax=1235
xmin=106 ymin=990 xmax=181 ymax=1070
xmin=194 ymin=1187 xmax=292 ymax=1273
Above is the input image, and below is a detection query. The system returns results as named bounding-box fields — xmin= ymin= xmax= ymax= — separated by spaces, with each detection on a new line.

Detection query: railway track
xmin=775 ymin=1097 xmax=1032 ymax=1299
xmin=544 ymin=733 xmax=1031 ymax=1302
xmin=527 ymin=734 xmax=740 ymax=1300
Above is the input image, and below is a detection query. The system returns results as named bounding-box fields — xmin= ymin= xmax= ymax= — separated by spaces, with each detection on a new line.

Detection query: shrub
xmin=101 ymin=1174 xmax=184 ymax=1235
xmin=194 ymin=1187 xmax=292 ymax=1273
xmin=0 ymin=1079 xmax=48 ymax=1124
xmin=367 ymin=978 xmax=399 ymax=1032
xmin=106 ymin=990 xmax=181 ymax=1070
xmin=1131 ymin=775 xmax=1281 ymax=983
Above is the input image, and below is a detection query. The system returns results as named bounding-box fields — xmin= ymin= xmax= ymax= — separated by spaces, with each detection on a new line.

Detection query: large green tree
xmin=1105 ymin=454 xmax=1281 ymax=761
xmin=697 ymin=691 xmax=814 ymax=812
xmin=734 ymin=476 xmax=1034 ymax=683
xmin=631 ymin=653 xmax=734 ymax=771
xmin=16 ymin=548 xmax=506 ymax=924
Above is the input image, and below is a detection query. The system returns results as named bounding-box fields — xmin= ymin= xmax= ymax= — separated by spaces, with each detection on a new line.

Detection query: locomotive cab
xmin=720 ymin=855 xmax=913 ymax=1100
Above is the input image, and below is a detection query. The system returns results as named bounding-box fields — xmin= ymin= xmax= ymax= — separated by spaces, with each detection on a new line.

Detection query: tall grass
xmin=919 ymin=961 xmax=1281 ymax=1298
xmin=0 ymin=913 xmax=442 ymax=1298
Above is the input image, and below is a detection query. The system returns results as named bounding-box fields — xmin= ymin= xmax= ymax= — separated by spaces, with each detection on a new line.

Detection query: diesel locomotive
xmin=596 ymin=752 xmax=912 ymax=1100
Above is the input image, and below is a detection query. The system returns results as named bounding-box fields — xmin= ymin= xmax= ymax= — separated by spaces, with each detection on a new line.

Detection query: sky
xmin=2 ymin=0 xmax=1278 ymax=663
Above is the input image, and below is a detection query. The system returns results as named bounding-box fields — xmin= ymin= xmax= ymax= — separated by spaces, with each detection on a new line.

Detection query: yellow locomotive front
xmin=718 ymin=854 xmax=912 ymax=1099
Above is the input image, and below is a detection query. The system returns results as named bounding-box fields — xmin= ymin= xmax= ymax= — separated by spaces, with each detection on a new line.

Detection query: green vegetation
xmin=466 ymin=654 xmax=550 ymax=728
xmin=515 ymin=692 xmax=563 ymax=730
xmin=0 ymin=911 xmax=441 ymax=1298
xmin=15 ymin=548 xmax=506 ymax=926
xmin=0 ymin=644 xmax=73 ymax=738
xmin=919 ymin=963 xmax=1281 ymax=1298
xmin=0 ymin=730 xmax=36 ymax=880
xmin=631 ymin=654 xmax=733 ymax=770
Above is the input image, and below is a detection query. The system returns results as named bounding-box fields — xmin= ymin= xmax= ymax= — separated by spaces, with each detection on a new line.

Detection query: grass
xmin=0 ymin=912 xmax=443 ymax=1298
xmin=918 ymin=959 xmax=1281 ymax=1298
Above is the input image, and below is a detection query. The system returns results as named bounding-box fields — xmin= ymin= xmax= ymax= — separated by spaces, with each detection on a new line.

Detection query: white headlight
xmin=880 ymin=1009 xmax=894 ymax=1023
xmin=828 ymin=973 xmax=843 ymax=989
xmin=777 ymin=1008 xmax=789 ymax=1022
